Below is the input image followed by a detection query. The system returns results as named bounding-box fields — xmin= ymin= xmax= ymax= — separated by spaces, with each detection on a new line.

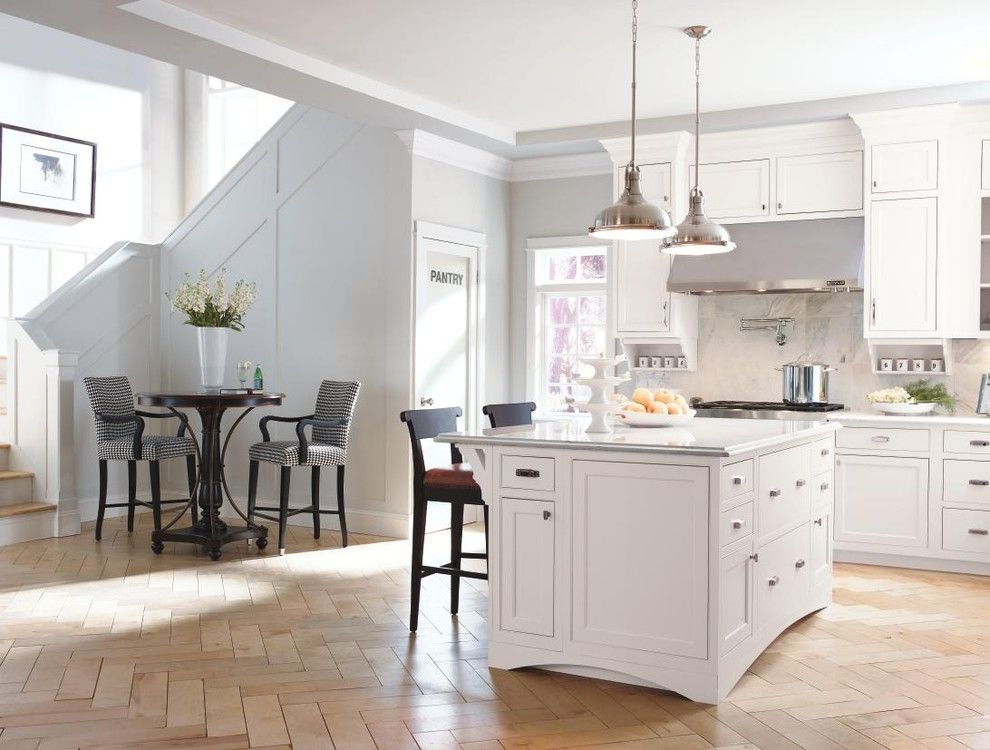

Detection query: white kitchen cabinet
xmin=810 ymin=512 xmax=831 ymax=587
xmin=776 ymin=151 xmax=863 ymax=215
xmin=868 ymin=197 xmax=937 ymax=333
xmin=499 ymin=497 xmax=555 ymax=637
xmin=689 ymin=159 xmax=770 ymax=220
xmin=719 ymin=541 xmax=755 ymax=653
xmin=871 ymin=140 xmax=938 ymax=193
xmin=614 ymin=242 xmax=674 ymax=333
xmin=571 ymin=460 xmax=709 ymax=659
xmin=834 ymin=454 xmax=929 ymax=548
xmin=626 ymin=161 xmax=672 ymax=209
xmin=756 ymin=523 xmax=811 ymax=632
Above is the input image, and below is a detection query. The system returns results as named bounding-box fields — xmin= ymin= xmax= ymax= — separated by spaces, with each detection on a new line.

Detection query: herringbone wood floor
xmin=3 ymin=517 xmax=990 ymax=750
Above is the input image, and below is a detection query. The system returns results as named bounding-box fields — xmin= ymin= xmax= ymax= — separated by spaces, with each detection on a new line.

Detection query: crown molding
xmin=397 ymin=129 xmax=512 ymax=180
xmin=509 ymin=152 xmax=612 ymax=182
xmin=851 ymin=103 xmax=961 ymax=139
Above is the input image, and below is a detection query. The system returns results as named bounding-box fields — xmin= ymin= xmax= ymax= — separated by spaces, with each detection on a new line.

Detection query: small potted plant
xmin=168 ymin=269 xmax=257 ymax=391
xmin=867 ymin=380 xmax=957 ymax=415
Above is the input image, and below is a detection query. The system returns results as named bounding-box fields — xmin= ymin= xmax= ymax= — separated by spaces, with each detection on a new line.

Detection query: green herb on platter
xmin=903 ymin=379 xmax=957 ymax=412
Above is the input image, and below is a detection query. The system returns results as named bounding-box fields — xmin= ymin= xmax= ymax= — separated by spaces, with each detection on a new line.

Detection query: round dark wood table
xmin=136 ymin=391 xmax=284 ymax=560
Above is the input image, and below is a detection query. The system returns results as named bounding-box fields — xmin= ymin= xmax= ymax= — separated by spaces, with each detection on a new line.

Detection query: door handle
xmin=871 ymin=298 xmax=877 ymax=325
xmin=515 ymin=468 xmax=541 ymax=478
xmin=968 ymin=528 xmax=989 ymax=535
xmin=662 ymin=299 xmax=669 ymax=328
xmin=970 ymin=479 xmax=990 ymax=486
xmin=420 ymin=397 xmax=434 ymax=407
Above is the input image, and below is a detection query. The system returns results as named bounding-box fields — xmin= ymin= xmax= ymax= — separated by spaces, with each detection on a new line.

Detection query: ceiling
xmin=137 ymin=0 xmax=990 ymax=136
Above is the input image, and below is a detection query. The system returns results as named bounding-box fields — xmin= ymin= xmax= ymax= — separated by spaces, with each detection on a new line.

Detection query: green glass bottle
xmin=252 ymin=364 xmax=263 ymax=390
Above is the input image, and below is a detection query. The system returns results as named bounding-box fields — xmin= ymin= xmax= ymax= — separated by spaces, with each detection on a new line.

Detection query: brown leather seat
xmin=423 ymin=463 xmax=483 ymax=503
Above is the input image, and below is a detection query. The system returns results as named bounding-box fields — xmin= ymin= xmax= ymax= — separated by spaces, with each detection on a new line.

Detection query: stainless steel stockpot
xmin=778 ymin=360 xmax=835 ymax=404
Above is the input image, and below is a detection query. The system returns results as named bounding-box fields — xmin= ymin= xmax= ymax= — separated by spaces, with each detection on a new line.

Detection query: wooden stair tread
xmin=0 ymin=501 xmax=54 ymax=518
xmin=0 ymin=470 xmax=33 ymax=480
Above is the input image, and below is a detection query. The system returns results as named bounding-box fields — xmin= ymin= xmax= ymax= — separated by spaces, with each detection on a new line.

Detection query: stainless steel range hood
xmin=667 ymin=217 xmax=864 ymax=294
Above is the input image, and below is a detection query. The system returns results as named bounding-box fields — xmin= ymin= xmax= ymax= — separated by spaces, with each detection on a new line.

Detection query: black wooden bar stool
xmin=482 ymin=401 xmax=536 ymax=428
xmin=399 ymin=407 xmax=488 ymax=632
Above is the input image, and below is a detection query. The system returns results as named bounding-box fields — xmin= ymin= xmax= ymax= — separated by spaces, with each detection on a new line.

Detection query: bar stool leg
xmin=450 ymin=502 xmax=464 ymax=616
xmin=186 ymin=455 xmax=199 ymax=525
xmin=311 ymin=466 xmax=321 ymax=539
xmin=409 ymin=490 xmax=428 ymax=632
xmin=278 ymin=466 xmax=291 ymax=555
xmin=483 ymin=504 xmax=490 ymax=562
xmin=337 ymin=465 xmax=349 ymax=548
xmin=95 ymin=460 xmax=108 ymax=541
xmin=247 ymin=460 xmax=259 ymax=525
xmin=126 ymin=460 xmax=137 ymax=532
xmin=149 ymin=461 xmax=163 ymax=532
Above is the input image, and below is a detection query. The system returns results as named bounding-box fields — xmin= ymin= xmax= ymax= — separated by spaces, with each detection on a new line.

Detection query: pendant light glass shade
xmin=590 ymin=165 xmax=675 ymax=240
xmin=589 ymin=0 xmax=672 ymax=241
xmin=660 ymin=188 xmax=736 ymax=255
xmin=661 ymin=26 xmax=735 ymax=256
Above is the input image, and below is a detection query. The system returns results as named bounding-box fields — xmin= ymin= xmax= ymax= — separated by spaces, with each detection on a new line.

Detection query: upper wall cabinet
xmin=629 ymin=162 xmax=672 ymax=210
xmin=689 ymin=159 xmax=770 ymax=220
xmin=868 ymin=197 xmax=938 ymax=333
xmin=776 ymin=151 xmax=863 ymax=215
xmin=871 ymin=140 xmax=938 ymax=193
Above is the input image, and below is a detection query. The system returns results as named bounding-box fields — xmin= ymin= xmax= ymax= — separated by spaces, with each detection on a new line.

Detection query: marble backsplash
xmin=632 ymin=293 xmax=990 ymax=415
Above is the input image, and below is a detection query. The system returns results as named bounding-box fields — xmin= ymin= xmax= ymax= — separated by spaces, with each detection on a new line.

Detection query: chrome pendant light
xmin=661 ymin=26 xmax=736 ymax=255
xmin=589 ymin=0 xmax=674 ymax=240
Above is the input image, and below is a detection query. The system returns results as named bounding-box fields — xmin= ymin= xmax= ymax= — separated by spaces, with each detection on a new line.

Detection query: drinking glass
xmin=236 ymin=361 xmax=252 ymax=389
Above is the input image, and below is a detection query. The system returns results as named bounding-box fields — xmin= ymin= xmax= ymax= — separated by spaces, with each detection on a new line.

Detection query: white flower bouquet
xmin=167 ymin=268 xmax=257 ymax=331
xmin=866 ymin=386 xmax=913 ymax=404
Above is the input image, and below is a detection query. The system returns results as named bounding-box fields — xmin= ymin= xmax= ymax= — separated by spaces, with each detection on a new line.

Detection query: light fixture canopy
xmin=661 ymin=25 xmax=735 ymax=256
xmin=589 ymin=0 xmax=673 ymax=240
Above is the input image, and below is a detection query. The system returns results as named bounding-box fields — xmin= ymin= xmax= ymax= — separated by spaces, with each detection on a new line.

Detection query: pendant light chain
xmin=693 ymin=33 xmax=701 ymax=192
xmin=630 ymin=0 xmax=638 ymax=166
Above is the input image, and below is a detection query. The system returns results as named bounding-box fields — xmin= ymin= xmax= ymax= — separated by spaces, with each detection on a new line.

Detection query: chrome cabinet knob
xmin=731 ymin=519 xmax=745 ymax=529
xmin=543 ymin=510 xmax=552 ymax=521
xmin=970 ymin=479 xmax=989 ymax=487
xmin=820 ymin=448 xmax=830 ymax=456
xmin=768 ymin=575 xmax=780 ymax=587
xmin=769 ymin=488 xmax=782 ymax=498
xmin=795 ymin=559 xmax=806 ymax=569
xmin=968 ymin=528 xmax=988 ymax=536
xmin=732 ymin=475 xmax=746 ymax=485
xmin=871 ymin=435 xmax=890 ymax=443
xmin=796 ymin=479 xmax=807 ymax=488
xmin=814 ymin=517 xmax=823 ymax=526
xmin=820 ymin=482 xmax=830 ymax=491
xmin=971 ymin=440 xmax=990 ymax=447
xmin=420 ymin=397 xmax=434 ymax=406
xmin=749 ymin=553 xmax=759 ymax=562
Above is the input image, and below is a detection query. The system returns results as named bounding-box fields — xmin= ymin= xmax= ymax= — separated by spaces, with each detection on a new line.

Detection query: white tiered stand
xmin=574 ymin=355 xmax=630 ymax=433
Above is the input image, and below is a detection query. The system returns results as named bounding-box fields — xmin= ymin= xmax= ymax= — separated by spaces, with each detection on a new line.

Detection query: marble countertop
xmin=438 ymin=416 xmax=839 ymax=457
xmin=832 ymin=411 xmax=990 ymax=427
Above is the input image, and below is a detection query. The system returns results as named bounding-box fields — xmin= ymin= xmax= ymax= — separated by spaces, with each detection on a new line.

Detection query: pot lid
xmin=782 ymin=354 xmax=831 ymax=368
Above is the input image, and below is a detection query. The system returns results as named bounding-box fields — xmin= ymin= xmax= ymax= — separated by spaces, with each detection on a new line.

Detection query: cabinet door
xmin=776 ymin=151 xmax=863 ymax=215
xmin=719 ymin=542 xmax=754 ymax=653
xmin=631 ymin=162 xmax=672 ymax=209
xmin=499 ymin=497 xmax=555 ymax=637
xmin=810 ymin=512 xmax=831 ymax=587
xmin=834 ymin=454 xmax=928 ymax=548
xmin=572 ymin=460 xmax=709 ymax=659
xmin=689 ymin=159 xmax=770 ymax=220
xmin=615 ymin=241 xmax=673 ymax=333
xmin=756 ymin=523 xmax=811 ymax=631
xmin=868 ymin=198 xmax=937 ymax=333
xmin=871 ymin=140 xmax=938 ymax=193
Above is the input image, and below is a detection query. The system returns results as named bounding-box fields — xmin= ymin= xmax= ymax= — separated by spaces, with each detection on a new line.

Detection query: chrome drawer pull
xmin=768 ymin=575 xmax=780 ymax=587
xmin=796 ymin=479 xmax=807 ymax=488
xmin=732 ymin=475 xmax=746 ymax=485
xmin=814 ymin=517 xmax=824 ymax=526
xmin=820 ymin=482 xmax=830 ymax=491
xmin=969 ymin=479 xmax=990 ymax=486
xmin=515 ymin=468 xmax=540 ymax=478
xmin=795 ymin=559 xmax=806 ymax=569
xmin=820 ymin=448 xmax=830 ymax=457
xmin=769 ymin=488 xmax=782 ymax=498
xmin=749 ymin=552 xmax=759 ymax=562
xmin=971 ymin=440 xmax=990 ymax=447
xmin=731 ymin=519 xmax=745 ymax=529
xmin=968 ymin=528 xmax=989 ymax=536
xmin=542 ymin=510 xmax=552 ymax=521
xmin=871 ymin=435 xmax=890 ymax=443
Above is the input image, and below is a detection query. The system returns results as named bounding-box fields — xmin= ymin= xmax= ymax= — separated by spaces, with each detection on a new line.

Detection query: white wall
xmin=508 ymin=174 xmax=612 ymax=399
xmin=162 ymin=105 xmax=416 ymax=537
xmin=0 ymin=13 xmax=185 ymax=248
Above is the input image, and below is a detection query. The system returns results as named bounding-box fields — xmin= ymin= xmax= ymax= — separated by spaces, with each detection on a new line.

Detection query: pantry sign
xmin=430 ymin=268 xmax=464 ymax=286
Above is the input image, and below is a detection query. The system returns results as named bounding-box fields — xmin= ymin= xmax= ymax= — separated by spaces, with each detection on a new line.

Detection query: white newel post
xmin=44 ymin=350 xmax=80 ymax=536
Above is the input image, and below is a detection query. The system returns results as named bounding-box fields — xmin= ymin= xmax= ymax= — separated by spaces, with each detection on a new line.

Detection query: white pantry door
xmin=414 ymin=222 xmax=484 ymax=474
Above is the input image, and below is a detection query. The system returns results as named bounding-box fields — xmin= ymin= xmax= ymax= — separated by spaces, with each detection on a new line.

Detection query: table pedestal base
xmin=152 ymin=524 xmax=267 ymax=560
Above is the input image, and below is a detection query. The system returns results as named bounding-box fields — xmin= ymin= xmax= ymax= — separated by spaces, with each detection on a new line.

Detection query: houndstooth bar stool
xmin=247 ymin=380 xmax=360 ymax=554
xmin=83 ymin=376 xmax=198 ymax=541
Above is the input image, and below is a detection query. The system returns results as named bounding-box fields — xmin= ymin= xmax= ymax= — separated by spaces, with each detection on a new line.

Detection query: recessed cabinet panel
xmin=868 ymin=198 xmax=937 ymax=333
xmin=834 ymin=454 xmax=929 ymax=548
xmin=719 ymin=542 xmax=754 ymax=653
xmin=871 ymin=140 xmax=938 ymax=193
xmin=499 ymin=497 xmax=555 ymax=637
xmin=758 ymin=443 xmax=812 ymax=543
xmin=756 ymin=522 xmax=811 ymax=631
xmin=631 ymin=161 xmax=672 ymax=209
xmin=571 ymin=460 xmax=709 ymax=659
xmin=614 ymin=242 xmax=673 ymax=333
xmin=689 ymin=159 xmax=770 ymax=220
xmin=776 ymin=151 xmax=863 ymax=214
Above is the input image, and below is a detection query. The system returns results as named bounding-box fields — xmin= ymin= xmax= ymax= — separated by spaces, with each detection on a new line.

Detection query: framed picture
xmin=0 ymin=123 xmax=96 ymax=217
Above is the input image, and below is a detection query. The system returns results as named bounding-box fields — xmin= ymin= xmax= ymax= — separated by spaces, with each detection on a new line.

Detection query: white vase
xmin=197 ymin=326 xmax=229 ymax=392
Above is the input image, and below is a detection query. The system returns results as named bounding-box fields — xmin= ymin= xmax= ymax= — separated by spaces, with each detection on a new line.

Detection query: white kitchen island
xmin=437 ymin=417 xmax=840 ymax=703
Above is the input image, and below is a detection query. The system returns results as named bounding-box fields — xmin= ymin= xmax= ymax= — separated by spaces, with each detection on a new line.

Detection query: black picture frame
xmin=0 ymin=123 xmax=97 ymax=218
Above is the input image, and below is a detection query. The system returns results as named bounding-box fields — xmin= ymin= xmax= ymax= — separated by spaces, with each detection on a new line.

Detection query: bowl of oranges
xmin=614 ymin=388 xmax=696 ymax=427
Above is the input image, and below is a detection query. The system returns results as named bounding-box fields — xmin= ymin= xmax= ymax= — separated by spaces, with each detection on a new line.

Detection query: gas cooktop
xmin=692 ymin=401 xmax=844 ymax=420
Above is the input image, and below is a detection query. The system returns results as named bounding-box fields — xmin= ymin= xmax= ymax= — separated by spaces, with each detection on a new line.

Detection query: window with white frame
xmin=529 ymin=243 xmax=608 ymax=413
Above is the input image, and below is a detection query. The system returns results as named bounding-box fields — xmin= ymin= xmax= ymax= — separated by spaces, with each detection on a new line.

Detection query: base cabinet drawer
xmin=837 ymin=427 xmax=930 ymax=453
xmin=944 ymin=431 xmax=990 ymax=456
xmin=501 ymin=455 xmax=555 ymax=492
xmin=834 ymin=454 xmax=928 ymax=547
xmin=499 ymin=497 xmax=555 ymax=637
xmin=944 ymin=460 xmax=990 ymax=506
xmin=814 ymin=471 xmax=834 ymax=510
xmin=721 ymin=459 xmax=754 ymax=501
xmin=943 ymin=509 xmax=990 ymax=555
xmin=720 ymin=502 xmax=754 ymax=547
xmin=758 ymin=444 xmax=811 ymax=542
xmin=812 ymin=438 xmax=835 ymax=476
xmin=757 ymin=523 xmax=811 ymax=630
